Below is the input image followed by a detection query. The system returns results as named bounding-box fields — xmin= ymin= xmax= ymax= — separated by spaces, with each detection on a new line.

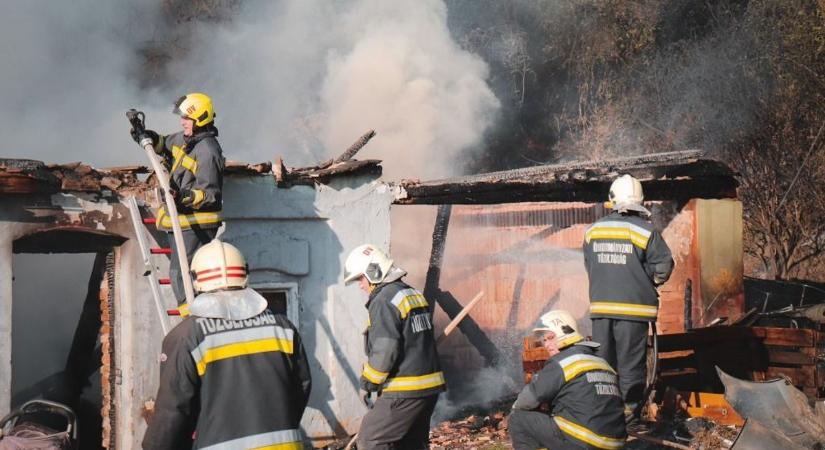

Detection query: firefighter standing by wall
xmin=509 ymin=310 xmax=627 ymax=450
xmin=343 ymin=244 xmax=445 ymax=450
xmin=143 ymin=240 xmax=312 ymax=449
xmin=131 ymin=93 xmax=225 ymax=304
xmin=583 ymin=174 xmax=674 ymax=422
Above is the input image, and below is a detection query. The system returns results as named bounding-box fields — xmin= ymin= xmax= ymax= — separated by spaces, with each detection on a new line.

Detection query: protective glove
xmin=130 ymin=129 xmax=160 ymax=148
xmin=360 ymin=389 xmax=374 ymax=409
xmin=178 ymin=189 xmax=195 ymax=207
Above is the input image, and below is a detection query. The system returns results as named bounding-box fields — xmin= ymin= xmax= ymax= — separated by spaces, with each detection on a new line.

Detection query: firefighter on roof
xmin=583 ymin=174 xmax=674 ymax=423
xmin=143 ymin=240 xmax=311 ymax=450
xmin=343 ymin=244 xmax=445 ymax=450
xmin=131 ymin=92 xmax=225 ymax=305
xmin=509 ymin=310 xmax=627 ymax=450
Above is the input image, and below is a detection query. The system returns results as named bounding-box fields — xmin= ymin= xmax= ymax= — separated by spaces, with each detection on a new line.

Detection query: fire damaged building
xmin=4 ymin=149 xmax=809 ymax=448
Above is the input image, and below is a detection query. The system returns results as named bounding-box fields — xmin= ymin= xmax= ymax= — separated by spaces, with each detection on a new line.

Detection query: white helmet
xmin=533 ymin=310 xmax=584 ymax=349
xmin=190 ymin=240 xmax=248 ymax=293
xmin=344 ymin=244 xmax=395 ymax=284
xmin=608 ymin=174 xmax=644 ymax=210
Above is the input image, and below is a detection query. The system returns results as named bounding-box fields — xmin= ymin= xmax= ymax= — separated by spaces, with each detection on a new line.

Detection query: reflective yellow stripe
xmin=171 ymin=145 xmax=198 ymax=175
xmin=556 ymin=333 xmax=583 ymax=349
xmin=558 ymin=354 xmax=616 ymax=381
xmin=201 ymin=429 xmax=303 ymax=450
xmin=156 ymin=206 xmax=222 ymax=230
xmin=178 ymin=302 xmax=191 ymax=317
xmin=194 ymin=338 xmax=294 ymax=376
xmin=590 ymin=301 xmax=658 ymax=318
xmin=553 ymin=416 xmax=625 ymax=449
xmin=383 ymin=371 xmax=445 ymax=392
xmin=190 ymin=189 xmax=205 ymax=208
xmin=251 ymin=444 xmax=302 ymax=450
xmin=390 ymin=289 xmax=429 ymax=319
xmin=585 ymin=221 xmax=651 ymax=250
xmin=362 ymin=362 xmax=389 ymax=384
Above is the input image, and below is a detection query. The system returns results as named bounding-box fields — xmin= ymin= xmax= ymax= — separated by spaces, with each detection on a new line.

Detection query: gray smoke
xmin=177 ymin=0 xmax=500 ymax=179
xmin=0 ymin=1 xmax=169 ymax=167
xmin=1 ymin=1 xmax=499 ymax=180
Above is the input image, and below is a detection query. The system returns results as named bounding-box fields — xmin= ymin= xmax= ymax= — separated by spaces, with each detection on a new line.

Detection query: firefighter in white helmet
xmin=143 ymin=240 xmax=311 ymax=450
xmin=509 ymin=310 xmax=626 ymax=450
xmin=344 ymin=244 xmax=445 ymax=450
xmin=130 ymin=93 xmax=225 ymax=305
xmin=583 ymin=174 xmax=673 ymax=424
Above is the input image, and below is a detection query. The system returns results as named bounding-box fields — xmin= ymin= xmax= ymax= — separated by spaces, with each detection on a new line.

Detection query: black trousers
xmin=591 ymin=318 xmax=649 ymax=405
xmin=357 ymin=395 xmax=438 ymax=450
xmin=168 ymin=227 xmax=218 ymax=304
xmin=508 ymin=410 xmax=585 ymax=450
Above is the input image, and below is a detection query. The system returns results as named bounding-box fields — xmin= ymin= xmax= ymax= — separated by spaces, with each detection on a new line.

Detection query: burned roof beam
xmin=394 ymin=156 xmax=738 ymax=205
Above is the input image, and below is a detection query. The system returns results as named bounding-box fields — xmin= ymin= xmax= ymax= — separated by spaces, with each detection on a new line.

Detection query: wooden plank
xmin=767 ymin=348 xmax=816 ymax=365
xmin=818 ymin=367 xmax=825 ymax=390
xmin=657 ymin=327 xmax=761 ymax=352
xmin=659 ymin=354 xmax=697 ymax=372
xmin=763 ymin=365 xmax=817 ymax=387
xmin=753 ymin=327 xmax=816 ymax=347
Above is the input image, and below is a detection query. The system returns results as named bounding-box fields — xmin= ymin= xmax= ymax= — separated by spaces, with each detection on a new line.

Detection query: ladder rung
xmin=151 ymin=247 xmax=172 ymax=254
xmin=166 ymin=309 xmax=181 ymax=316
xmin=159 ymin=278 xmax=171 ymax=285
xmin=142 ymin=217 xmax=157 ymax=225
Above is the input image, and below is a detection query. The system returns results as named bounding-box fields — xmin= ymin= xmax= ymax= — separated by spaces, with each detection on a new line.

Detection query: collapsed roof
xmin=0 ymin=157 xmax=383 ymax=195
xmin=393 ymin=150 xmax=738 ymax=204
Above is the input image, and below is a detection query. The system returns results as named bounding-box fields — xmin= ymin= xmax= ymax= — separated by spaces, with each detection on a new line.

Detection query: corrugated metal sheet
xmin=425 ymin=200 xmax=744 ymax=370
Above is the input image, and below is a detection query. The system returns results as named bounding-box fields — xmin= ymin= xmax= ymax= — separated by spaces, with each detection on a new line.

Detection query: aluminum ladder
xmin=125 ymin=196 xmax=181 ymax=335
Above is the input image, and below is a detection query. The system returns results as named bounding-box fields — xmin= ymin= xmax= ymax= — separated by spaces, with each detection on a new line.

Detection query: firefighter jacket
xmin=512 ymin=343 xmax=627 ymax=450
xmin=154 ymin=128 xmax=225 ymax=231
xmin=360 ymin=280 xmax=446 ymax=398
xmin=142 ymin=307 xmax=312 ymax=450
xmin=583 ymin=211 xmax=674 ymax=322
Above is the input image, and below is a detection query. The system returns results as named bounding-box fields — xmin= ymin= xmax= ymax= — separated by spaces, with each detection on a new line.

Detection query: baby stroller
xmin=0 ymin=400 xmax=76 ymax=450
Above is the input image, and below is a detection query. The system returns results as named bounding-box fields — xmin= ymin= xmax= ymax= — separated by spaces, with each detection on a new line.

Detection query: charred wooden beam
xmin=317 ymin=130 xmax=377 ymax=169
xmin=424 ymin=204 xmax=451 ymax=313
xmin=394 ymin=158 xmax=738 ymax=205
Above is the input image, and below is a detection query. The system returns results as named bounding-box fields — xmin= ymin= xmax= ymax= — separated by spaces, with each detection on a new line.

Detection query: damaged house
xmin=4 ymin=149 xmax=808 ymax=448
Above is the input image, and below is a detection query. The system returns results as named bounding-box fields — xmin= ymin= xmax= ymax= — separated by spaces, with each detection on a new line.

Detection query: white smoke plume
xmin=1 ymin=1 xmax=499 ymax=180
xmin=0 ymin=1 xmax=171 ymax=167
xmin=179 ymin=0 xmax=500 ymax=179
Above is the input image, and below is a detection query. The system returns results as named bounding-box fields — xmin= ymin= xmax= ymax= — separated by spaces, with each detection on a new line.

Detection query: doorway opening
xmin=11 ymin=227 xmax=125 ymax=450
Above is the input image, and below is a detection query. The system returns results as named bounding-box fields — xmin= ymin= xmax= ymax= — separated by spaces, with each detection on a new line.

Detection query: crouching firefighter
xmin=143 ymin=240 xmax=312 ymax=450
xmin=509 ymin=310 xmax=627 ymax=450
xmin=130 ymin=92 xmax=225 ymax=305
xmin=583 ymin=174 xmax=673 ymax=422
xmin=343 ymin=244 xmax=445 ymax=450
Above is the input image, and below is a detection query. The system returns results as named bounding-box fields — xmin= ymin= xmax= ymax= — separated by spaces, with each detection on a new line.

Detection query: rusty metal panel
xmin=696 ymin=199 xmax=745 ymax=326
xmin=428 ymin=199 xmax=725 ymax=370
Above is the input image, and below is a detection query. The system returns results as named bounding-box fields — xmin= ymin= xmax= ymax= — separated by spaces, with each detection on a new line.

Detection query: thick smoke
xmin=0 ymin=1 xmax=171 ymax=167
xmin=178 ymin=0 xmax=499 ymax=179
xmin=1 ymin=1 xmax=499 ymax=180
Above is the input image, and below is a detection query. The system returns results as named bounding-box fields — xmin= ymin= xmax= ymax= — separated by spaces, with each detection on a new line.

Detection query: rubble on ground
xmin=429 ymin=410 xmax=511 ymax=450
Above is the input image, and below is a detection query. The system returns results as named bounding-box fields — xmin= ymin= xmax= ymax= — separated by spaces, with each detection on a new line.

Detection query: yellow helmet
xmin=174 ymin=92 xmax=215 ymax=127
xmin=190 ymin=240 xmax=248 ymax=293
xmin=533 ymin=310 xmax=584 ymax=349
